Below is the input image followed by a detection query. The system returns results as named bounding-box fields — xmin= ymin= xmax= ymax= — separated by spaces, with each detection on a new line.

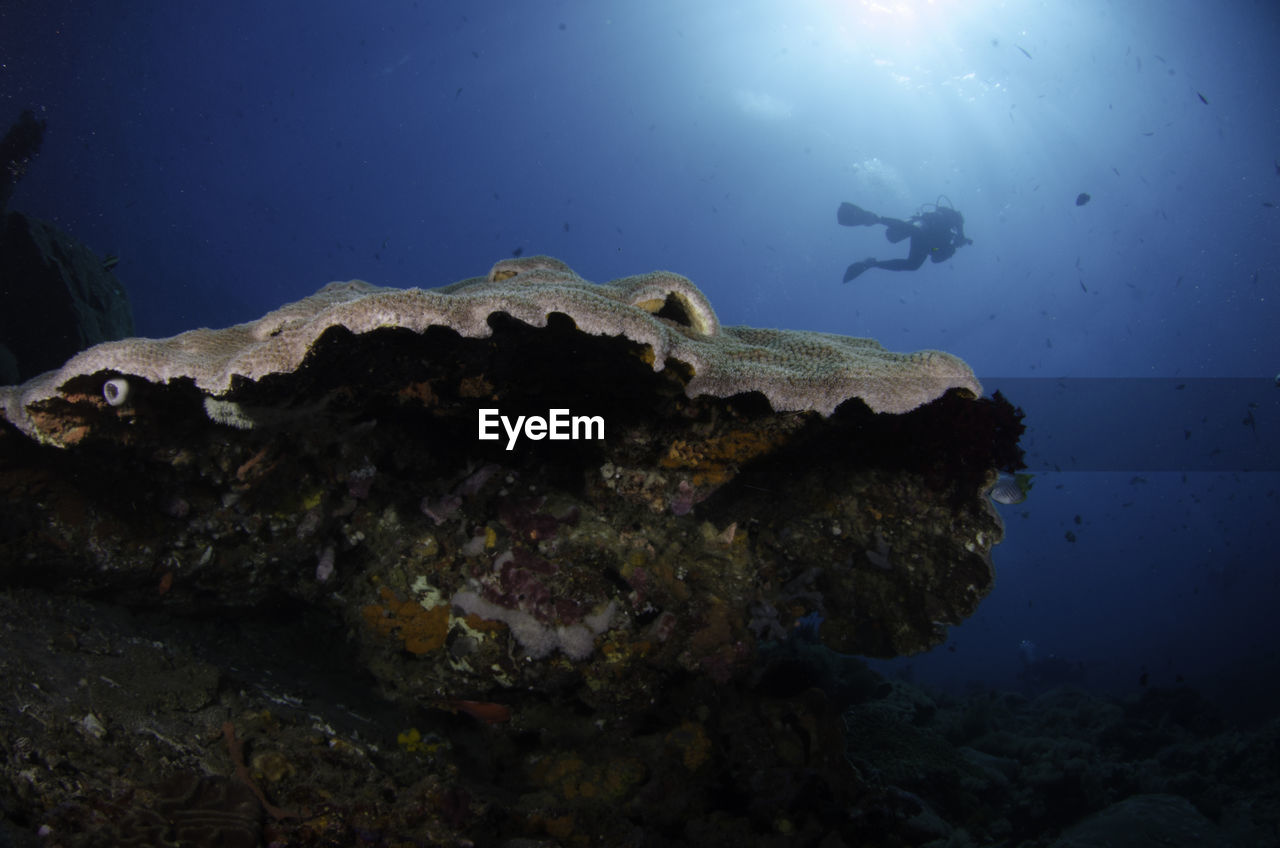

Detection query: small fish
xmin=1079 ymin=279 xmax=1087 ymax=293
xmin=1243 ymin=408 xmax=1258 ymax=439
xmin=511 ymin=246 xmax=524 ymax=257
xmin=988 ymin=472 xmax=1031 ymax=505
xmin=1263 ymin=201 xmax=1276 ymax=208
xmin=1112 ymin=166 xmax=1120 ymax=176
xmin=1075 ymin=192 xmax=1091 ymax=206
xmin=455 ymin=87 xmax=462 ymax=99
xmin=1197 ymin=91 xmax=1209 ymax=104
xmin=1015 ymin=44 xmax=1032 ymax=59
xmin=102 ymin=254 xmax=120 ymax=271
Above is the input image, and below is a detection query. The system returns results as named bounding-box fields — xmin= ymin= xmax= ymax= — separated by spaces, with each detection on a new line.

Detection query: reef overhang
xmin=0 ymin=255 xmax=981 ymax=444
xmin=0 ymin=256 xmax=1022 ymax=702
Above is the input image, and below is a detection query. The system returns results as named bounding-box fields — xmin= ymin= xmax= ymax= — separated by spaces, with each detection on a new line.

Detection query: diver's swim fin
xmin=842 ymin=258 xmax=877 ymax=283
xmin=837 ymin=202 xmax=881 ymax=227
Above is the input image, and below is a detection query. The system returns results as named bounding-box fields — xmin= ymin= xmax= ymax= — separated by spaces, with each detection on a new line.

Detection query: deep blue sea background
xmin=3 ymin=0 xmax=1278 ymax=716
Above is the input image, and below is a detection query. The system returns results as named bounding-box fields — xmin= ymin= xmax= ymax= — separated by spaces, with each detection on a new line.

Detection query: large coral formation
xmin=0 ymin=257 xmax=1015 ymax=664
xmin=0 ymin=257 xmax=1025 ymax=844
xmin=1 ymin=255 xmax=977 ymax=443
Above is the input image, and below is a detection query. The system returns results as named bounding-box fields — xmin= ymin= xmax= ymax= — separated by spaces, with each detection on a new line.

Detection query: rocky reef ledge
xmin=0 ymin=257 xmax=1023 ymax=845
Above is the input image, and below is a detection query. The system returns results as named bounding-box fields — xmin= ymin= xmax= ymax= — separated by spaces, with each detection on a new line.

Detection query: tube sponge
xmin=102 ymin=377 xmax=129 ymax=407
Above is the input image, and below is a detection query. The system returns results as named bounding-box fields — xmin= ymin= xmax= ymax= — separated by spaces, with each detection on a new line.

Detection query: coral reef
xmin=0 ymin=257 xmax=1032 ymax=844
xmin=1 ymin=255 xmax=977 ymax=442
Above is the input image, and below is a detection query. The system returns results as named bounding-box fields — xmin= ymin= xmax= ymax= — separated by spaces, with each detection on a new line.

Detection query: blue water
xmin=4 ymin=0 xmax=1278 ymax=713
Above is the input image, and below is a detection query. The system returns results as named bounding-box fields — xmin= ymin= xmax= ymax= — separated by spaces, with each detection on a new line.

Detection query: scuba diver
xmin=837 ymin=198 xmax=973 ymax=283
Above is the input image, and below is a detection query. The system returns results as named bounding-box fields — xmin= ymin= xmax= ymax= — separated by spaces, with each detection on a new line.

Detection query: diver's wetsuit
xmin=837 ymin=202 xmax=972 ymax=282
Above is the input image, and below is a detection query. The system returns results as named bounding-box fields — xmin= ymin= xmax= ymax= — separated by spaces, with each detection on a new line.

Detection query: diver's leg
xmin=880 ymin=217 xmax=915 ymax=243
xmin=873 ymin=240 xmax=929 ymax=272
xmin=842 ymin=257 xmax=879 ymax=282
xmin=906 ymin=237 xmax=931 ymax=268
xmin=871 ymin=258 xmax=918 ymax=271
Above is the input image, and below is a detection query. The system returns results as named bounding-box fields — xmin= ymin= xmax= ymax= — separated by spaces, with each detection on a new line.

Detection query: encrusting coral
xmin=0 ymin=255 xmax=979 ymax=444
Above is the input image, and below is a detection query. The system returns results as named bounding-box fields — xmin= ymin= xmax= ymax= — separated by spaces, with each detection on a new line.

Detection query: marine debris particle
xmin=0 ymin=255 xmax=1022 ymax=709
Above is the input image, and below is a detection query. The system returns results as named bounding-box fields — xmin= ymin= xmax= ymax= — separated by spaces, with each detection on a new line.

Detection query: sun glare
xmin=820 ymin=0 xmax=991 ymax=45
xmin=810 ymin=0 xmax=998 ymax=93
